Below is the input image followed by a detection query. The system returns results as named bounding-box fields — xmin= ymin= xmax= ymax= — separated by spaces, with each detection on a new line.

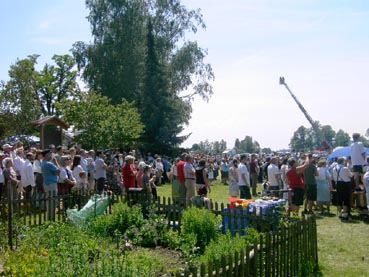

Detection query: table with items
xmin=223 ymin=197 xmax=286 ymax=235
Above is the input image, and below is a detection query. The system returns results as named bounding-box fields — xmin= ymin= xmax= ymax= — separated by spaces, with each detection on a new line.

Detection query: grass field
xmin=157 ymin=180 xmax=369 ymax=277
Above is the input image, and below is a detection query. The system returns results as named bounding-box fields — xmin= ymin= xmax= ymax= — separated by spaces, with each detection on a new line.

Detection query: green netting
xmin=66 ymin=195 xmax=111 ymax=228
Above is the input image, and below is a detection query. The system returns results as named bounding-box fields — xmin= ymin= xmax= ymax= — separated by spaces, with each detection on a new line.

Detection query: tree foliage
xmin=233 ymin=136 xmax=260 ymax=154
xmin=139 ymin=20 xmax=191 ymax=153
xmin=290 ymin=123 xmax=338 ymax=151
xmin=0 ymin=56 xmax=41 ymax=136
xmin=72 ymin=0 xmax=214 ymax=152
xmin=57 ymin=92 xmax=144 ymax=150
xmin=334 ymin=129 xmax=350 ymax=147
xmin=0 ymin=54 xmax=80 ymax=137
xmin=191 ymin=139 xmax=227 ymax=155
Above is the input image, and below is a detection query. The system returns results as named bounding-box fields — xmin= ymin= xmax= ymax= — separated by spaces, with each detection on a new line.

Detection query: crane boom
xmin=279 ymin=77 xmax=331 ymax=150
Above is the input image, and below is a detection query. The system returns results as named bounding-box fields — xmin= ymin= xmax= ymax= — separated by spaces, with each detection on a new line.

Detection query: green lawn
xmin=157 ymin=180 xmax=369 ymax=276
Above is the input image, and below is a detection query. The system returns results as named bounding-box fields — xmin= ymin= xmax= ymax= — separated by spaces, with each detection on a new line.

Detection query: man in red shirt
xmin=286 ymin=155 xmax=310 ymax=214
xmin=176 ymin=153 xmax=187 ymax=206
xmin=122 ymin=155 xmax=137 ymax=194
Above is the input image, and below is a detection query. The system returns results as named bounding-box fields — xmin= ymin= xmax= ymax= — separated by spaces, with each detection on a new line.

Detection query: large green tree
xmin=57 ymin=92 xmax=144 ymax=149
xmin=234 ymin=136 xmax=260 ymax=154
xmin=334 ymin=129 xmax=350 ymax=147
xmin=191 ymin=139 xmax=227 ymax=155
xmin=72 ymin=0 xmax=214 ymax=152
xmin=0 ymin=56 xmax=41 ymax=135
xmin=140 ymin=20 xmax=191 ymax=152
xmin=0 ymin=54 xmax=80 ymax=137
xmin=289 ymin=126 xmax=313 ymax=151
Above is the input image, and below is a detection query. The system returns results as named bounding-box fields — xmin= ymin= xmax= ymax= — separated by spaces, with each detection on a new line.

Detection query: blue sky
xmin=1 ymin=0 xmax=369 ymax=150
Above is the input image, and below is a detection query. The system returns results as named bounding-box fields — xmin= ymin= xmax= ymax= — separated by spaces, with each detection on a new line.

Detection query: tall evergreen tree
xmin=140 ymin=20 xmax=191 ymax=152
xmin=72 ymin=0 xmax=214 ymax=152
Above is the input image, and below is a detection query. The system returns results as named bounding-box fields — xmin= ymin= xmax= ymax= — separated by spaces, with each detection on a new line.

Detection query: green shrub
xmin=199 ymin=228 xmax=260 ymax=264
xmin=89 ymin=202 xmax=144 ymax=238
xmin=181 ymin=206 xmax=221 ymax=253
xmin=126 ymin=211 xmax=169 ymax=247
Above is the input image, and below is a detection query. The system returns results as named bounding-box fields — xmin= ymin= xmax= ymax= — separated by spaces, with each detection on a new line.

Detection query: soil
xmin=136 ymin=246 xmax=188 ymax=276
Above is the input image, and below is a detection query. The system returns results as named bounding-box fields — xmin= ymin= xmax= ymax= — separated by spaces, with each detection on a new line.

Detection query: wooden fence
xmin=0 ymin=191 xmax=318 ymax=276
xmin=176 ymin=217 xmax=318 ymax=276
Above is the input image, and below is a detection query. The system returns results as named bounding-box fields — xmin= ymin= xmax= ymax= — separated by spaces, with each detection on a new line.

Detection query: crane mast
xmin=279 ymin=77 xmax=330 ymax=150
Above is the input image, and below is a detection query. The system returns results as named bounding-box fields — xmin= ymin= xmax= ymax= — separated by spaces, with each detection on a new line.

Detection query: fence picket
xmin=1 ymin=192 xmax=318 ymax=276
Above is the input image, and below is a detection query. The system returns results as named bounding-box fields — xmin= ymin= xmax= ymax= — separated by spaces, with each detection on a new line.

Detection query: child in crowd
xmin=191 ymin=185 xmax=211 ymax=209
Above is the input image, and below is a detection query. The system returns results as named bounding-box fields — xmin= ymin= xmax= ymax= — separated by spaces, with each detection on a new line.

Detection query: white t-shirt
xmin=13 ymin=155 xmax=25 ymax=176
xmin=237 ymin=163 xmax=250 ymax=186
xmin=20 ymin=159 xmax=35 ymax=187
xmin=267 ymin=163 xmax=280 ymax=186
xmin=350 ymin=141 xmax=365 ymax=166
xmin=72 ymin=165 xmax=84 ymax=185
xmin=33 ymin=159 xmax=42 ymax=174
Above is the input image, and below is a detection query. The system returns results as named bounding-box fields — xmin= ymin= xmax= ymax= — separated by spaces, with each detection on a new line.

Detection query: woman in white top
xmin=228 ymin=159 xmax=239 ymax=197
xmin=71 ymin=155 xmax=85 ymax=190
xmin=315 ymin=159 xmax=333 ymax=214
xmin=59 ymin=156 xmax=76 ymax=194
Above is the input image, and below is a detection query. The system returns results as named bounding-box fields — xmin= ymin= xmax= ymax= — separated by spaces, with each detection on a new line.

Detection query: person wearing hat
xmin=141 ymin=164 xmax=156 ymax=196
xmin=122 ymin=155 xmax=137 ymax=194
xmin=41 ymin=149 xmax=60 ymax=220
xmin=141 ymin=164 xmax=156 ymax=217
xmin=2 ymin=144 xmax=12 ymax=159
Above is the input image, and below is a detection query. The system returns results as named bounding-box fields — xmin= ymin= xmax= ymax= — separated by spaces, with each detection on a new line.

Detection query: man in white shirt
xmin=331 ymin=157 xmax=353 ymax=220
xmin=13 ymin=148 xmax=25 ymax=180
xmin=21 ymin=152 xmax=35 ymax=203
xmin=267 ymin=156 xmax=281 ymax=195
xmin=350 ymin=133 xmax=366 ymax=189
xmin=237 ymin=154 xmax=251 ymax=199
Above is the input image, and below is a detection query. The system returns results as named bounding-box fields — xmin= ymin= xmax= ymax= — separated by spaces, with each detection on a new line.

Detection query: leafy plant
xmin=199 ymin=228 xmax=259 ymax=264
xmin=88 ymin=202 xmax=144 ymax=238
xmin=181 ymin=206 xmax=221 ymax=253
xmin=125 ymin=206 xmax=169 ymax=247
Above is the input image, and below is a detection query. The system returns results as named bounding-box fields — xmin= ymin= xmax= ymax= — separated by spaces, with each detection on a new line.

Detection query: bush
xmin=199 ymin=228 xmax=260 ymax=264
xmin=181 ymin=206 xmax=221 ymax=253
xmin=126 ymin=212 xmax=169 ymax=247
xmin=89 ymin=202 xmax=144 ymax=238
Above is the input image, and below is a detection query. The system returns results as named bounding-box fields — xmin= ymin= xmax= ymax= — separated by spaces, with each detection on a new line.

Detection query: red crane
xmin=279 ymin=77 xmax=331 ymax=151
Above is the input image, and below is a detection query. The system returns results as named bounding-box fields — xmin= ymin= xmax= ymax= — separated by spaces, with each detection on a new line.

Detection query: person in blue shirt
xmin=41 ymin=149 xmax=60 ymax=220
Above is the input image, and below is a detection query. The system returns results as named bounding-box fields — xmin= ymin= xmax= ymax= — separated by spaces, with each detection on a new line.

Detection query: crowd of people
xmin=0 ymin=132 xmax=368 ymax=221
xmin=214 ymin=132 xmax=369 ymax=220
